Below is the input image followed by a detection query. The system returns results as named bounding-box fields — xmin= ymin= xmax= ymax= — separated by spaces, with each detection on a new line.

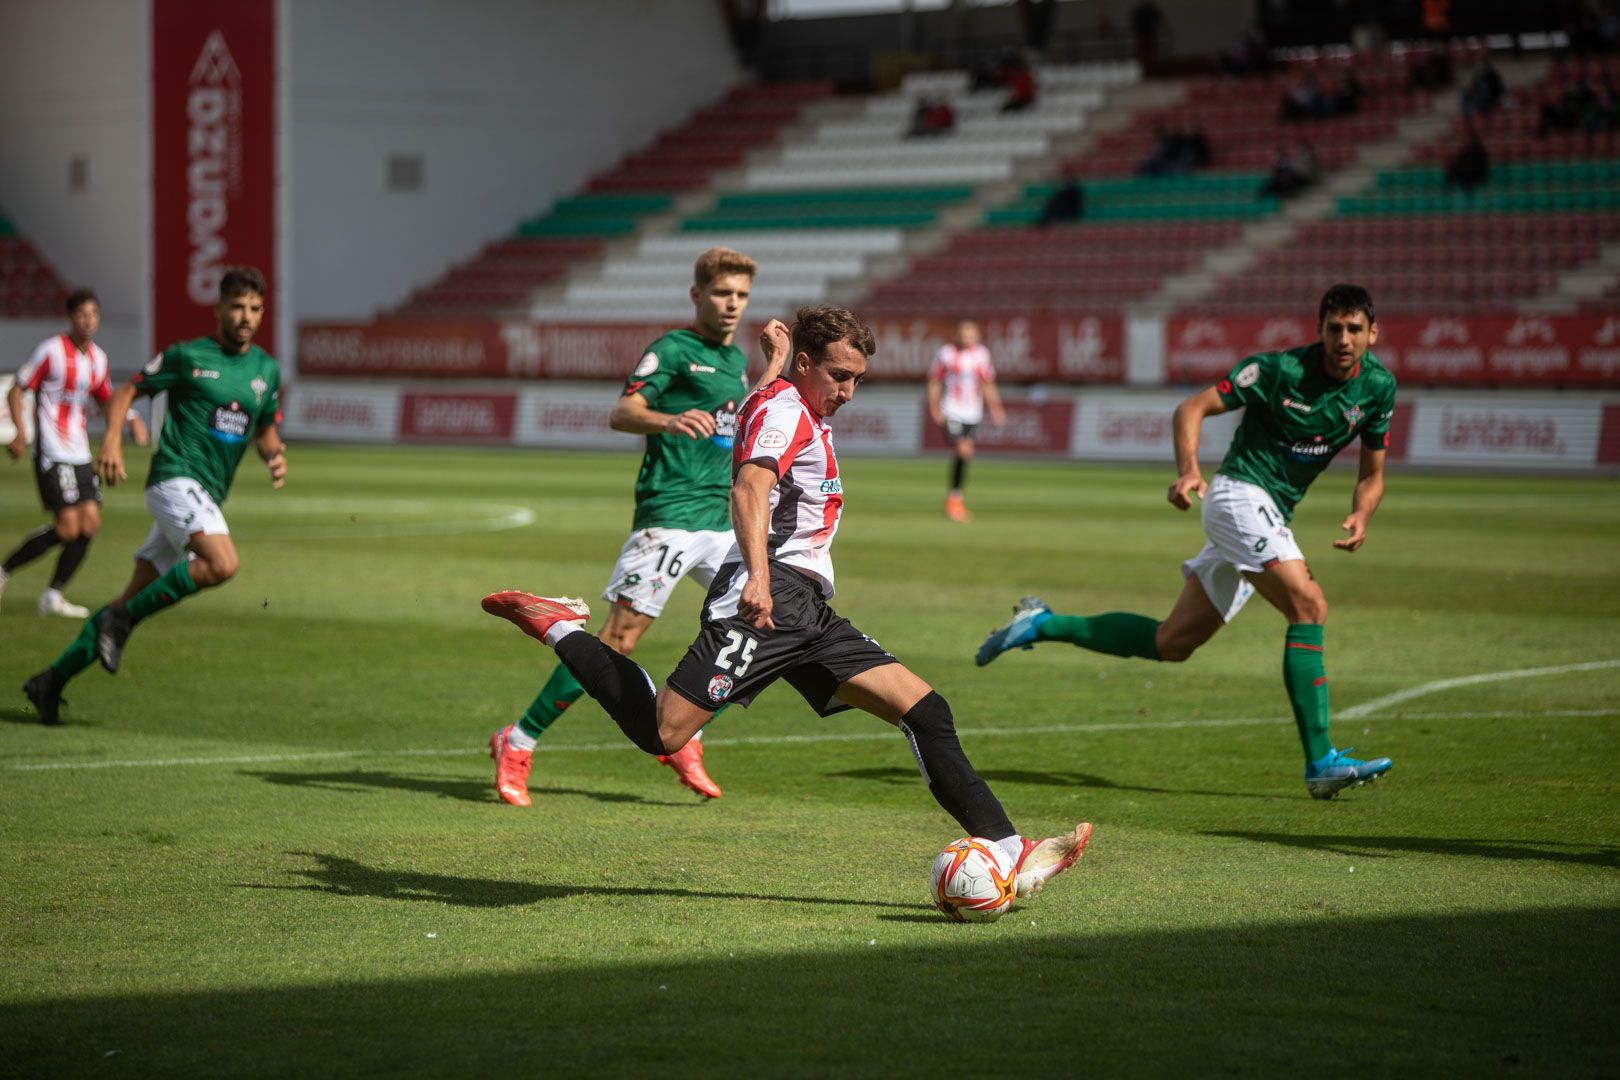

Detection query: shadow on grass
xmin=0 ymin=705 xmax=101 ymax=728
xmin=1208 ymin=830 xmax=1620 ymax=869
xmin=235 ymin=852 xmax=930 ymax=912
xmin=3 ymin=906 xmax=1614 ymax=1076
xmin=243 ymin=769 xmax=689 ymax=807
xmin=830 ymin=765 xmax=1276 ymax=801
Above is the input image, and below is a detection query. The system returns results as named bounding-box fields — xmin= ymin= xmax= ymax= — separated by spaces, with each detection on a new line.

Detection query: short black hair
xmin=65 ymin=287 xmax=98 ymax=314
xmin=219 ymin=266 xmax=267 ymax=300
xmin=1318 ymin=283 xmax=1375 ymax=325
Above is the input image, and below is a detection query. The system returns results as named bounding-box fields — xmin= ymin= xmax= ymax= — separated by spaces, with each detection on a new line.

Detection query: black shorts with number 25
xmin=666 ymin=561 xmax=896 ymax=716
xmin=35 ymin=459 xmax=101 ymax=512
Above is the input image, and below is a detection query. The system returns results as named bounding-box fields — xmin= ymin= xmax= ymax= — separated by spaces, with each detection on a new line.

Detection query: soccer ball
xmin=930 ymin=837 xmax=1016 ymax=923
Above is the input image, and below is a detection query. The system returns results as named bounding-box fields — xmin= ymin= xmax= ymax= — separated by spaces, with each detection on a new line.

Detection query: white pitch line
xmin=1338 ymin=660 xmax=1620 ymax=720
xmin=7 ymin=704 xmax=1616 ymax=774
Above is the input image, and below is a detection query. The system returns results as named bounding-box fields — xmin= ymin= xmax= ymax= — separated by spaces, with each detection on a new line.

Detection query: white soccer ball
xmin=929 ymin=837 xmax=1016 ymax=923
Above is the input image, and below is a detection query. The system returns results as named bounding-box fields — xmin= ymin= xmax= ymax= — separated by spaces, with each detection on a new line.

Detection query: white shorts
xmin=1180 ymin=473 xmax=1304 ymax=623
xmin=602 ymin=527 xmax=733 ymax=618
xmin=134 ymin=477 xmax=230 ymax=574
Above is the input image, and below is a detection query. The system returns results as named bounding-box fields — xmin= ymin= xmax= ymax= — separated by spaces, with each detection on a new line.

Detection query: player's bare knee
xmin=207 ymin=553 xmax=240 ymax=583
xmin=599 ymin=628 xmax=639 ymax=656
xmin=1155 ymin=633 xmax=1198 ymax=663
xmin=1295 ymin=591 xmax=1327 ymax=624
xmin=54 ymin=521 xmax=81 ymax=543
xmin=957 ymin=441 xmax=975 ymax=460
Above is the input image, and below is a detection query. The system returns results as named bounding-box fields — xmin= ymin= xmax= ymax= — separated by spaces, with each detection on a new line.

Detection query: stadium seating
xmin=0 ymin=215 xmax=69 ymax=319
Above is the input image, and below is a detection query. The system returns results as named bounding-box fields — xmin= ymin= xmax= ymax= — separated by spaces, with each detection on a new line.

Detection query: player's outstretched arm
xmin=256 ymin=423 xmax=288 ymax=489
xmin=1335 ymin=444 xmax=1386 ymax=552
xmin=732 ymin=463 xmax=777 ymax=630
xmin=94 ymin=381 xmax=140 ymax=485
xmin=1167 ymin=386 xmax=1229 ymax=510
xmin=983 ymin=378 xmax=1007 ymax=426
xmin=5 ymin=382 xmax=26 ymax=460
xmin=752 ymin=319 xmax=791 ymax=391
xmin=608 ymin=392 xmax=715 ymax=440
xmin=925 ymin=374 xmax=944 ymax=427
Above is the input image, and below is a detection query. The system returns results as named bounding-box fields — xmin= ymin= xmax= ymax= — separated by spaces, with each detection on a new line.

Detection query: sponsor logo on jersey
xmin=1285 ymin=436 xmax=1336 ymax=458
xmin=756 ymin=428 xmax=790 ymax=450
xmin=1281 ymin=396 xmax=1313 ymax=413
xmin=191 ymin=367 xmax=221 ymax=379
xmin=1234 ymin=362 xmax=1261 ymax=388
xmin=707 ymin=673 xmax=734 ymax=703
xmin=819 ymin=479 xmax=842 ymax=494
xmin=634 ymin=352 xmax=659 ymax=377
xmin=210 ymin=402 xmax=250 ymax=443
xmin=688 ymin=363 xmax=716 ymax=373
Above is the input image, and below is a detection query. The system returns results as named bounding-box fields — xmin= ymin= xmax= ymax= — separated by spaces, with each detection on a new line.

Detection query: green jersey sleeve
xmin=258 ymin=363 xmax=282 ymax=431
xmin=130 ymin=346 xmax=188 ymax=397
xmin=1214 ymin=353 xmax=1279 ymax=411
xmin=1359 ymin=375 xmax=1397 ymax=450
xmin=623 ymin=340 xmax=679 ymax=407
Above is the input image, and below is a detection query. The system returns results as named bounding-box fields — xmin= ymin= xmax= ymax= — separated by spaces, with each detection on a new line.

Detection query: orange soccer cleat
xmin=1013 ymin=821 xmax=1093 ymax=898
xmin=658 ymin=738 xmax=722 ymax=799
xmin=481 ymin=591 xmax=590 ymax=644
xmin=944 ymin=492 xmax=971 ymax=522
xmin=489 ymin=724 xmax=533 ymax=807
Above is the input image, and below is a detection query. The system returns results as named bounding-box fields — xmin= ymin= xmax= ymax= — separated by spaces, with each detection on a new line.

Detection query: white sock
xmin=997 ymin=835 xmax=1025 ymax=864
xmin=543 ymin=620 xmax=582 ymax=648
xmin=506 ymin=725 xmax=537 ymax=752
xmin=40 ymin=587 xmax=62 ymax=600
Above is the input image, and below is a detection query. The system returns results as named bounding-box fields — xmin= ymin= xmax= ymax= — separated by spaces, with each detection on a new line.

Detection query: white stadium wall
xmin=287 ymin=0 xmax=739 ymax=326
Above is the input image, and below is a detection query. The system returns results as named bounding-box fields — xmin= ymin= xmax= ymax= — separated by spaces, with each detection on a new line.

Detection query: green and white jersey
xmin=131 ymin=336 xmax=281 ymax=505
xmin=1213 ymin=344 xmax=1396 ymax=520
xmin=622 ymin=328 xmax=748 ymax=532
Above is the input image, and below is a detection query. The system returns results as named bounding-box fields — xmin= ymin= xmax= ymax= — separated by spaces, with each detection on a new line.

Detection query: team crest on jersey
xmin=1234 ymin=362 xmax=1261 ymax=388
xmin=250 ymin=376 xmax=268 ymax=404
xmin=634 ymin=353 xmax=659 ymax=377
xmin=757 ymin=428 xmax=790 ymax=450
xmin=1342 ymin=404 xmax=1364 ymax=431
xmin=707 ymin=674 xmax=734 ymax=703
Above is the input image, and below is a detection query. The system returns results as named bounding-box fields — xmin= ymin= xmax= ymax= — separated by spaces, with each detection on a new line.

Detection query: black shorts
xmin=35 ymin=459 xmax=100 ymax=512
xmin=944 ymin=419 xmax=979 ymax=441
xmin=667 ymin=561 xmax=897 ymax=716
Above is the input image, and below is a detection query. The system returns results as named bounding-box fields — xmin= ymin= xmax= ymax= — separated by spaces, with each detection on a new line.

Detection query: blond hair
xmin=693 ymin=247 xmax=758 ymax=289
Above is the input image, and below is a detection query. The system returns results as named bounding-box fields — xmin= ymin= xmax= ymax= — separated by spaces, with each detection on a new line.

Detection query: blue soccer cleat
xmin=1305 ymin=747 xmax=1392 ymax=800
xmin=975 ymin=596 xmax=1052 ymax=667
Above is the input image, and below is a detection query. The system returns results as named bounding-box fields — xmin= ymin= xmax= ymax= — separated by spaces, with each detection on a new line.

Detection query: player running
xmin=484 ymin=306 xmax=1092 ymax=897
xmin=977 ymin=284 xmax=1397 ymax=800
xmin=22 ymin=267 xmax=285 ymax=726
xmin=489 ymin=247 xmax=787 ymax=807
xmin=2 ymin=288 xmax=149 ymax=617
xmin=927 ymin=319 xmax=1004 ymax=522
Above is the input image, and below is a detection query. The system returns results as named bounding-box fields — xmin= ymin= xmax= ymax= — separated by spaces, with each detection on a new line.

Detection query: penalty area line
xmin=5 ymin=706 xmax=1614 ymax=774
xmin=1338 ymin=659 xmax=1620 ymax=720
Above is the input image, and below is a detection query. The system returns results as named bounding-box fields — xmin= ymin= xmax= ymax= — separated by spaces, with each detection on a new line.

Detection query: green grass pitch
xmin=1 ymin=444 xmax=1616 ymax=1077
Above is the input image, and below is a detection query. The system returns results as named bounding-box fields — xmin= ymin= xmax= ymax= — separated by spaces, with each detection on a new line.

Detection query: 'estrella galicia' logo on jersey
xmin=819 ymin=479 xmax=843 ymax=495
xmin=707 ymin=674 xmax=734 ymax=703
xmin=1284 ymin=437 xmax=1336 ymax=460
xmin=1281 ymin=397 xmax=1313 ymax=413
xmin=1342 ymin=404 xmax=1364 ymax=431
xmin=210 ymin=402 xmax=250 ymax=443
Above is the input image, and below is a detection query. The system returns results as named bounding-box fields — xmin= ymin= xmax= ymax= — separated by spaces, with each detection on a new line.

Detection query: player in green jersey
xmin=976 ymin=284 xmax=1397 ymax=799
xmin=489 ymin=247 xmax=788 ymax=806
xmin=22 ymin=267 xmax=286 ymax=726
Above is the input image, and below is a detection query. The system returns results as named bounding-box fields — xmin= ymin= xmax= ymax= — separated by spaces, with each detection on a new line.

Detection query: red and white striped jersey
xmin=17 ymin=334 xmax=112 ymax=465
xmin=730 ymin=378 xmax=843 ymax=595
xmin=929 ymin=343 xmax=995 ymax=424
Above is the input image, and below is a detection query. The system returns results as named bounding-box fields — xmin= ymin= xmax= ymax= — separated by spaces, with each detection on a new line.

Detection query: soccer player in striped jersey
xmin=977 ymin=284 xmax=1397 ymax=799
xmin=927 ymin=320 xmax=1004 ymax=522
xmin=483 ymin=306 xmax=1091 ymax=899
xmin=3 ymin=288 xmax=148 ymax=617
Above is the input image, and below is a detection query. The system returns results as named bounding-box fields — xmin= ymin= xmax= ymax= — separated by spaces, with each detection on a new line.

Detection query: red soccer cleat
xmin=658 ymin=738 xmax=722 ymax=799
xmin=481 ymin=591 xmax=590 ymax=644
xmin=489 ymin=725 xmax=533 ymax=807
xmin=944 ymin=493 xmax=971 ymax=522
xmin=1013 ymin=821 xmax=1093 ymax=898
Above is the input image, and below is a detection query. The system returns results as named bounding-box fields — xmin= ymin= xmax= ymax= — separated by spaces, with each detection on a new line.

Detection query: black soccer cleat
xmin=96 ymin=604 xmax=134 ymax=674
xmin=23 ymin=669 xmax=66 ymax=726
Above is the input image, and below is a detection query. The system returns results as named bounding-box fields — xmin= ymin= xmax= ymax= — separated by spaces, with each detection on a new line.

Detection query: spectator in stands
xmin=1037 ymin=175 xmax=1086 ymax=226
xmin=1183 ymin=124 xmax=1213 ymax=168
xmin=1001 ymin=57 xmax=1038 ymax=112
xmin=1130 ymin=1 xmax=1165 ymax=66
xmin=1408 ymin=49 xmax=1455 ymax=91
xmin=1537 ymin=73 xmax=1598 ymax=135
xmin=1137 ymin=126 xmax=1211 ymax=177
xmin=1280 ymin=72 xmax=1331 ymax=121
xmin=909 ymin=96 xmax=956 ymax=137
xmin=1459 ymin=58 xmax=1505 ymax=117
xmin=1331 ymin=71 xmax=1364 ymax=116
xmin=1444 ymin=126 xmax=1490 ymax=193
xmin=1220 ymin=21 xmax=1273 ymax=78
xmin=1260 ymin=139 xmax=1319 ymax=199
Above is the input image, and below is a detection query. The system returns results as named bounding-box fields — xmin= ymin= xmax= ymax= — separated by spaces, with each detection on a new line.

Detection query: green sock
xmin=125 ymin=561 xmax=199 ymax=624
xmin=1283 ymin=623 xmax=1333 ymax=763
xmin=50 ymin=607 xmax=105 ymax=681
xmin=516 ymin=661 xmax=586 ymax=741
xmin=1038 ymin=612 xmax=1161 ymax=660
